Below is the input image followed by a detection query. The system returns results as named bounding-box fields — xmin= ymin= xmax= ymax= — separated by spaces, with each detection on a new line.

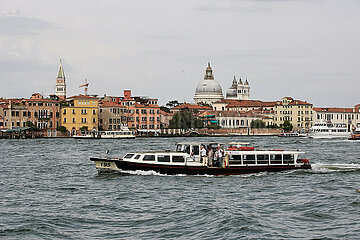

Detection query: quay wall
xmin=159 ymin=128 xmax=281 ymax=136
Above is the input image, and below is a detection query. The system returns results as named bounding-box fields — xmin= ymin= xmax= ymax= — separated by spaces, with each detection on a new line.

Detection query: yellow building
xmin=61 ymin=95 xmax=99 ymax=134
xmin=274 ymin=97 xmax=313 ymax=131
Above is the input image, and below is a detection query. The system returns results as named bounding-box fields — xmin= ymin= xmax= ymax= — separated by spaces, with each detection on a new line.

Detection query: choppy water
xmin=0 ymin=136 xmax=360 ymax=239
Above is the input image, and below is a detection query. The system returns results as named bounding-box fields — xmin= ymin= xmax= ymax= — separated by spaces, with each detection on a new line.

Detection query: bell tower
xmin=55 ymin=59 xmax=66 ymax=101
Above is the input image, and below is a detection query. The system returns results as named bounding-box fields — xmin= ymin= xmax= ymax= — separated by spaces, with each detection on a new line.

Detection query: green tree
xmin=266 ymin=124 xmax=279 ymax=129
xmin=250 ymin=120 xmax=266 ymax=128
xmin=168 ymin=109 xmax=204 ymax=129
xmin=160 ymin=106 xmax=170 ymax=113
xmin=56 ymin=126 xmax=67 ymax=132
xmin=166 ymin=100 xmax=182 ymax=108
xmin=80 ymin=126 xmax=88 ymax=131
xmin=280 ymin=120 xmax=293 ymax=132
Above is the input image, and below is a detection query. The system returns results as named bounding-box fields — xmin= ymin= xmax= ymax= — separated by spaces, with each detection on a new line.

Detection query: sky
xmin=0 ymin=0 xmax=359 ymax=107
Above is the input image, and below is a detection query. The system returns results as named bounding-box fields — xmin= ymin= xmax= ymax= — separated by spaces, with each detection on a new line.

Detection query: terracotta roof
xmin=100 ymin=101 xmax=124 ymax=107
xmin=226 ymin=100 xmax=277 ymax=108
xmin=287 ymin=100 xmax=312 ymax=105
xmin=172 ymin=103 xmax=212 ymax=110
xmin=313 ymin=107 xmax=354 ymax=113
xmin=160 ymin=110 xmax=173 ymax=116
xmin=133 ymin=103 xmax=159 ymax=108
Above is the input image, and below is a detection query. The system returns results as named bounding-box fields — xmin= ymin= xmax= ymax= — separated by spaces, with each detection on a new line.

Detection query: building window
xmin=64 ymin=118 xmax=66 ymax=123
xmin=93 ymin=118 xmax=96 ymax=123
xmin=93 ymin=110 xmax=96 ymax=114
xmin=72 ymin=118 xmax=75 ymax=123
xmin=63 ymin=109 xmax=66 ymax=114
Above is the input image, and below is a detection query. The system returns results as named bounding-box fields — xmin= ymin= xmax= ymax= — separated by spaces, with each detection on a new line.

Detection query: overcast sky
xmin=0 ymin=0 xmax=359 ymax=107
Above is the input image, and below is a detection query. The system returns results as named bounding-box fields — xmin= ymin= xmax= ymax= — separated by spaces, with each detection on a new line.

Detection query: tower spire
xmin=55 ymin=58 xmax=66 ymax=100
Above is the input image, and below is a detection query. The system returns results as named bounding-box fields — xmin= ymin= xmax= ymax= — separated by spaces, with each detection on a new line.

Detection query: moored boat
xmin=308 ymin=121 xmax=349 ymax=138
xmin=278 ymin=131 xmax=307 ymax=137
xmin=90 ymin=142 xmax=311 ymax=175
xmin=73 ymin=127 xmax=135 ymax=139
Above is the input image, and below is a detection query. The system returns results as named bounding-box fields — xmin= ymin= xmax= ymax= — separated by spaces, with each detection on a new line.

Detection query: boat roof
xmin=176 ymin=142 xmax=226 ymax=146
xmin=228 ymin=142 xmax=250 ymax=145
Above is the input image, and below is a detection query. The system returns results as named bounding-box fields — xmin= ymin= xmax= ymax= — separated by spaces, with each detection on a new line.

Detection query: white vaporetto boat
xmin=308 ymin=121 xmax=349 ymax=138
xmin=90 ymin=142 xmax=311 ymax=175
xmin=73 ymin=127 xmax=135 ymax=139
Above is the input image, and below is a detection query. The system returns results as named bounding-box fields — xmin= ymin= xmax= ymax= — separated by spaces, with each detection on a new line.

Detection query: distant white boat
xmin=308 ymin=121 xmax=349 ymax=138
xmin=73 ymin=127 xmax=135 ymax=139
xmin=278 ymin=131 xmax=307 ymax=137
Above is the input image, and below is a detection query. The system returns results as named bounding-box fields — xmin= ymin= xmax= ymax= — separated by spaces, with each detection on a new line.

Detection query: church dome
xmin=195 ymin=79 xmax=223 ymax=95
xmin=194 ymin=63 xmax=224 ymax=104
xmin=226 ymin=76 xmax=237 ymax=99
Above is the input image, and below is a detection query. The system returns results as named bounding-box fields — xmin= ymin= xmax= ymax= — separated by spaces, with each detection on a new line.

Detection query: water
xmin=0 ymin=136 xmax=360 ymax=239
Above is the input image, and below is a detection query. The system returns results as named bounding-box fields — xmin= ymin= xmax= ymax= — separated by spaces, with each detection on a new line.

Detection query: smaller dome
xmin=226 ymin=76 xmax=238 ymax=98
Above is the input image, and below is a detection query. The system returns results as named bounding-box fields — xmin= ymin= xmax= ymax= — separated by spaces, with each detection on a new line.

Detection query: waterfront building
xmin=61 ymin=95 xmax=99 ymax=134
xmin=159 ymin=110 xmax=173 ymax=128
xmin=0 ymin=116 xmax=4 ymax=130
xmin=0 ymin=94 xmax=61 ymax=131
xmin=226 ymin=76 xmax=250 ymax=100
xmin=213 ymin=99 xmax=277 ymax=112
xmin=274 ymin=97 xmax=313 ymax=131
xmin=120 ymin=90 xmax=161 ymax=134
xmin=99 ymin=101 xmax=127 ymax=131
xmin=313 ymin=105 xmax=360 ymax=131
xmin=55 ymin=59 xmax=66 ymax=101
xmin=194 ymin=63 xmax=224 ymax=105
xmin=199 ymin=110 xmax=272 ymax=129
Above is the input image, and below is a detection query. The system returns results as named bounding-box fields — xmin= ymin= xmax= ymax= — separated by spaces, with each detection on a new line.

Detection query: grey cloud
xmin=0 ymin=55 xmax=54 ymax=73
xmin=0 ymin=15 xmax=51 ymax=36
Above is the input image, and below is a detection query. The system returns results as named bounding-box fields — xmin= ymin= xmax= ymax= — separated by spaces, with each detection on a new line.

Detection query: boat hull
xmin=90 ymin=158 xmax=311 ymax=175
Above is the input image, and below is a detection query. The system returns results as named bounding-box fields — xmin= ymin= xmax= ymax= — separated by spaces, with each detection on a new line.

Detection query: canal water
xmin=0 ymin=136 xmax=359 ymax=239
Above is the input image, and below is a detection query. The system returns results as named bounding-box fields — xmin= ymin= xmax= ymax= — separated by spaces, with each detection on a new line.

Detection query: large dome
xmin=195 ymin=79 xmax=223 ymax=95
xmin=194 ymin=63 xmax=224 ymax=105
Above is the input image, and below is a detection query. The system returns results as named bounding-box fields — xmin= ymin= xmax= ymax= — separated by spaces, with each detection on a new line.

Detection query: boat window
xmin=243 ymin=155 xmax=255 ymax=165
xmin=143 ymin=155 xmax=155 ymax=161
xmin=124 ymin=154 xmax=134 ymax=159
xmin=192 ymin=146 xmax=199 ymax=155
xmin=158 ymin=155 xmax=170 ymax=162
xmin=229 ymin=154 xmax=241 ymax=164
xmin=270 ymin=154 xmax=282 ymax=164
xmin=184 ymin=145 xmax=190 ymax=154
xmin=172 ymin=156 xmax=185 ymax=163
xmin=257 ymin=154 xmax=269 ymax=164
xmin=134 ymin=155 xmax=141 ymax=159
xmin=283 ymin=154 xmax=294 ymax=164
xmin=176 ymin=145 xmax=183 ymax=152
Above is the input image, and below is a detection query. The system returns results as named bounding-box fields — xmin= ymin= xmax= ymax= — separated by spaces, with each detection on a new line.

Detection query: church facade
xmin=225 ymin=76 xmax=250 ymax=100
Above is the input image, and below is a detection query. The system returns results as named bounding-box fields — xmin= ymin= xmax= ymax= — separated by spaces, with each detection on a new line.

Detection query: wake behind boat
xmin=90 ymin=142 xmax=311 ymax=175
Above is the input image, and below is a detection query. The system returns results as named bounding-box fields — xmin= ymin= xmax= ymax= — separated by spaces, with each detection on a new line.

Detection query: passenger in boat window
xmin=200 ymin=145 xmax=207 ymax=164
xmin=207 ymin=145 xmax=213 ymax=167
xmin=185 ymin=145 xmax=191 ymax=154
xmin=190 ymin=152 xmax=196 ymax=161
xmin=193 ymin=145 xmax=200 ymax=156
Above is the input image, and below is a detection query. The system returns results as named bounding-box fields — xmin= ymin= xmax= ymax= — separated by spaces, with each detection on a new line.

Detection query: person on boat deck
xmin=200 ymin=145 xmax=207 ymax=163
xmin=190 ymin=152 xmax=196 ymax=161
xmin=207 ymin=145 xmax=213 ymax=167
xmin=216 ymin=146 xmax=224 ymax=168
